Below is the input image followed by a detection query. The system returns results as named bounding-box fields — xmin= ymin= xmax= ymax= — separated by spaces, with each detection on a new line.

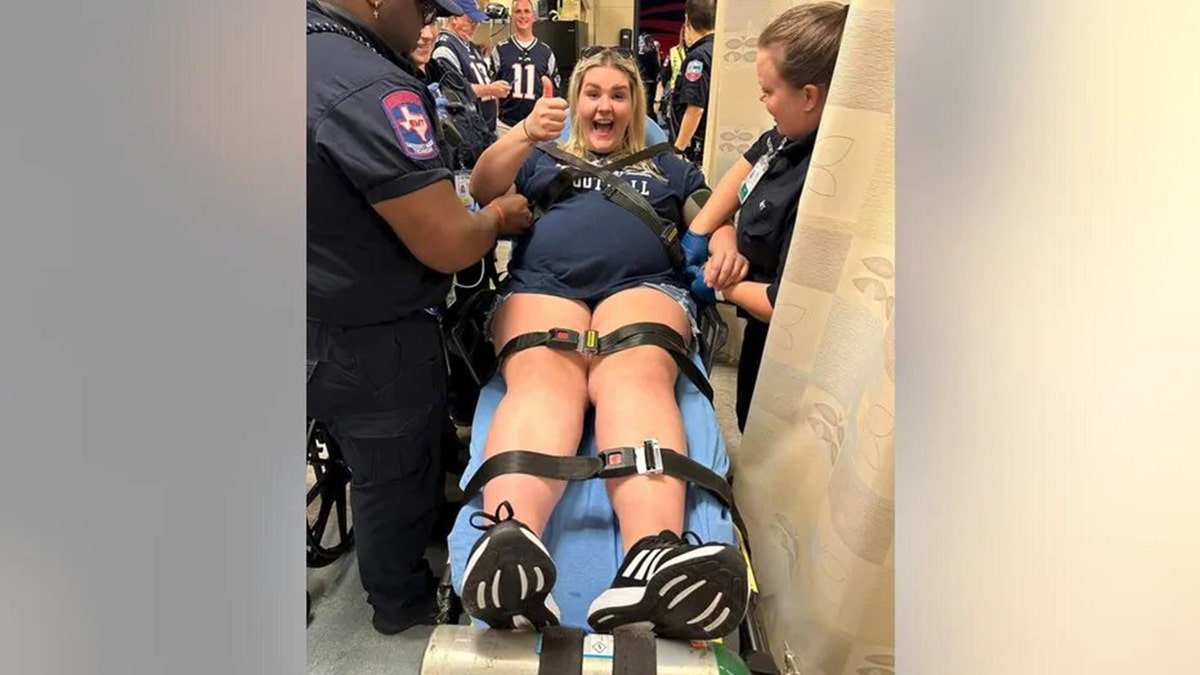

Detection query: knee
xmin=588 ymin=347 xmax=678 ymax=405
xmin=502 ymin=350 xmax=588 ymax=409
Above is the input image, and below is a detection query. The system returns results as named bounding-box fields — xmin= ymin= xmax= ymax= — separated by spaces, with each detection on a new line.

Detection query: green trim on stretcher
xmin=712 ymin=641 xmax=752 ymax=675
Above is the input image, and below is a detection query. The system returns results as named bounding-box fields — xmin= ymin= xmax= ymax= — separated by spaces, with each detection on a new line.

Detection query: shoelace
xmin=681 ymin=530 xmax=704 ymax=547
xmin=468 ymin=500 xmax=516 ymax=531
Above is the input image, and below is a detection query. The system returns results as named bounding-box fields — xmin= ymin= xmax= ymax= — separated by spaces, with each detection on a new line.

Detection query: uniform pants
xmin=736 ymin=317 xmax=769 ymax=434
xmin=307 ymin=313 xmax=445 ymax=623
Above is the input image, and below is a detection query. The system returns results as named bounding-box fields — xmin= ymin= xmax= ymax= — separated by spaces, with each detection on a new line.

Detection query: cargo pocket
xmin=332 ymin=404 xmax=435 ymax=487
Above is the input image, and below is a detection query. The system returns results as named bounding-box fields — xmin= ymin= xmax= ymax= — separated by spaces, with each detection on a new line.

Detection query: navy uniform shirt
xmin=506 ymin=149 xmax=708 ymax=300
xmin=433 ymin=30 xmax=498 ymax=130
xmin=307 ymin=2 xmax=452 ymax=325
xmin=736 ymin=128 xmax=817 ymax=310
xmin=489 ymin=37 xmax=560 ymax=126
xmin=670 ymin=34 xmax=714 ymax=164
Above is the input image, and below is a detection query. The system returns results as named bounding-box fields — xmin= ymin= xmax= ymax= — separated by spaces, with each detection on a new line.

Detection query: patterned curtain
xmin=705 ymin=2 xmax=896 ymax=674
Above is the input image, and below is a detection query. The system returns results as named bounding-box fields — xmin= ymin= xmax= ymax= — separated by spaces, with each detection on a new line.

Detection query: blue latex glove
xmin=680 ymin=231 xmax=710 ymax=268
xmin=686 ymin=265 xmax=716 ymax=306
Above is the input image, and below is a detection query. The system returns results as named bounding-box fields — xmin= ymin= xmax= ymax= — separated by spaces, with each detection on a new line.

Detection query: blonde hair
xmin=560 ymin=49 xmax=650 ymax=169
xmin=759 ymin=2 xmax=848 ymax=91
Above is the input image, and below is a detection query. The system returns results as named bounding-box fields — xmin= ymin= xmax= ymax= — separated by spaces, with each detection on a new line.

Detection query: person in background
xmin=434 ymin=0 xmax=510 ymax=133
xmin=307 ymin=0 xmax=532 ymax=635
xmin=655 ymin=27 xmax=687 ymax=127
xmin=636 ymin=32 xmax=662 ymax=108
xmin=682 ymin=2 xmax=849 ymax=432
xmin=489 ymin=0 xmax=561 ymax=135
xmin=669 ymin=0 xmax=716 ymax=166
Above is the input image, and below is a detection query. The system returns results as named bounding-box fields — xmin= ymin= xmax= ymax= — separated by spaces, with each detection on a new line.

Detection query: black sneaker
xmin=460 ymin=501 xmax=561 ymax=630
xmin=371 ymin=596 xmax=437 ymax=635
xmin=586 ymin=530 xmax=749 ymax=641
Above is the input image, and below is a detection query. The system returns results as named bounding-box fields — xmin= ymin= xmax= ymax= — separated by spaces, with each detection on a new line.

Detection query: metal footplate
xmin=419 ymin=624 xmax=751 ymax=674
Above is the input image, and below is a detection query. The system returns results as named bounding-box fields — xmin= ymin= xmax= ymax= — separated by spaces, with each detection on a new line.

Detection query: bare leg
xmin=484 ymin=293 xmax=591 ymax=536
xmin=587 ymin=287 xmax=692 ymax=552
xmin=584 ymin=287 xmax=748 ymax=641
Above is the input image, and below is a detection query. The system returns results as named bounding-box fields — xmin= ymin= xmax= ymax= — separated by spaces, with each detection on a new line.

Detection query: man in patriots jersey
xmin=433 ymin=0 xmax=510 ymax=131
xmin=488 ymin=0 xmax=561 ymax=133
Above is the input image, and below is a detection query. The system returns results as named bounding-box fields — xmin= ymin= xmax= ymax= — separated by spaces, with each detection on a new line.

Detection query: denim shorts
xmin=485 ymin=282 xmax=700 ymax=352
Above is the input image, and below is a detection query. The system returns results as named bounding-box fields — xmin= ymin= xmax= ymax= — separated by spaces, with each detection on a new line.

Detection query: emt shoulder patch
xmin=684 ymin=59 xmax=704 ymax=82
xmin=379 ymin=89 xmax=439 ymax=161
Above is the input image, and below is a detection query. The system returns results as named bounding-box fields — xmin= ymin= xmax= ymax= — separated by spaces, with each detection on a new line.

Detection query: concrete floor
xmin=306 ymin=354 xmax=745 ymax=673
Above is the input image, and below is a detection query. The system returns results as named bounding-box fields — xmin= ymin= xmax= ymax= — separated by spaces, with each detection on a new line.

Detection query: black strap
xmin=495 ymin=323 xmax=714 ymax=403
xmin=460 ymin=444 xmax=734 ymax=511
xmin=538 ymin=625 xmax=585 ymax=675
xmin=535 ymin=143 xmax=686 ymax=269
xmin=613 ymin=626 xmax=657 ymax=675
xmin=599 ymin=322 xmax=713 ymax=402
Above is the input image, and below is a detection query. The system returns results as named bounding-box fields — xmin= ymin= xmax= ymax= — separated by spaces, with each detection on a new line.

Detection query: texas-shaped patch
xmin=685 ymin=59 xmax=704 ymax=82
xmin=380 ymin=89 xmax=439 ymax=160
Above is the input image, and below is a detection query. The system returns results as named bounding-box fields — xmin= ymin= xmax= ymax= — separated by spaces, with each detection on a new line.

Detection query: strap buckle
xmin=546 ymin=328 xmax=599 ymax=355
xmin=598 ymin=440 xmax=665 ymax=477
xmin=637 ymin=439 xmax=665 ymax=475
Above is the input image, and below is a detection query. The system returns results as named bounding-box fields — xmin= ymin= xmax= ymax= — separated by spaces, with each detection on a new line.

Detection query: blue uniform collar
xmin=307 ymin=0 xmax=420 ymax=78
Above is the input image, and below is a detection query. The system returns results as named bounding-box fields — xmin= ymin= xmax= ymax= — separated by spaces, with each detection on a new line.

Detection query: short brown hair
xmin=758 ymin=2 xmax=848 ymax=90
xmin=684 ymin=0 xmax=716 ymax=34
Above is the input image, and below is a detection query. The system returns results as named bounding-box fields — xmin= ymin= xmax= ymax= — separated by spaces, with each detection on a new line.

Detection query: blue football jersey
xmin=489 ymin=37 xmax=560 ymax=126
xmin=433 ymin=30 xmax=498 ymax=129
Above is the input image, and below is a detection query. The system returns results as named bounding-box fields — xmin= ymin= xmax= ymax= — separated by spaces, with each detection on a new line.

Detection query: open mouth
xmin=591 ymin=119 xmax=615 ymax=136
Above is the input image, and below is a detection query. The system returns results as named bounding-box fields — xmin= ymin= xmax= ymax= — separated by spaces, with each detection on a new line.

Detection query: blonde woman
xmin=463 ymin=48 xmax=748 ymax=640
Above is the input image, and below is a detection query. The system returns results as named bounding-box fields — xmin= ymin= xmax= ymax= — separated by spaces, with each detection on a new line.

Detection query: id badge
xmin=454 ymin=171 xmax=478 ymax=212
xmin=738 ymin=153 xmax=771 ymax=204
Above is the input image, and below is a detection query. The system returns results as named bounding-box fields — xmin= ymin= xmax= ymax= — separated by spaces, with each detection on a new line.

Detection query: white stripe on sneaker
xmin=702 ymin=607 xmax=731 ymax=634
xmin=658 ymin=574 xmax=689 ymax=596
xmin=667 ymin=579 xmax=706 ymax=609
xmin=476 ymin=581 xmax=487 ymax=609
xmin=491 ymin=569 xmax=502 ymax=609
xmin=464 ymin=535 xmax=491 ymax=578
xmin=518 ymin=526 xmax=552 ymax=557
xmin=634 ymin=549 xmax=659 ymax=580
xmin=687 ymin=592 xmax=723 ymax=625
xmin=623 ymin=549 xmax=651 ymax=578
xmin=656 ymin=545 xmax=727 ymax=575
xmin=518 ymin=564 xmax=528 ymax=600
xmin=534 ymin=566 xmax=545 ymax=592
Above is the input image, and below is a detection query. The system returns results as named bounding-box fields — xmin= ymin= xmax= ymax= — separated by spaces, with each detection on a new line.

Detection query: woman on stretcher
xmin=464 ymin=48 xmax=749 ymax=641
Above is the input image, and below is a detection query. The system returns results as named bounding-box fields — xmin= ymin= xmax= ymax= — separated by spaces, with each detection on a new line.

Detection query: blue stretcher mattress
xmin=447 ymin=353 xmax=736 ymax=630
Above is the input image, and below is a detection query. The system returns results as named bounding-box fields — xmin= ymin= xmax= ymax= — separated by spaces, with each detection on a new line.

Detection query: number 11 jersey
xmin=490 ymin=37 xmax=560 ymax=127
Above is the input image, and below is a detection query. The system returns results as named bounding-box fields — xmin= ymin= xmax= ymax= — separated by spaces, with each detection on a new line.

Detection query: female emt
xmin=681 ymin=2 xmax=850 ymax=432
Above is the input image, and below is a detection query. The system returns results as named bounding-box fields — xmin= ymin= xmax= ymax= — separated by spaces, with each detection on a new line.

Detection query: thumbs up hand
xmin=520 ymin=75 xmax=569 ymax=143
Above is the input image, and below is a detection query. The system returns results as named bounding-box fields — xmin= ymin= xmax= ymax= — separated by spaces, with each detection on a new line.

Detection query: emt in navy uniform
xmin=668 ymin=0 xmax=716 ymax=166
xmin=307 ymin=0 xmax=532 ymax=635
xmin=679 ymin=2 xmax=849 ymax=432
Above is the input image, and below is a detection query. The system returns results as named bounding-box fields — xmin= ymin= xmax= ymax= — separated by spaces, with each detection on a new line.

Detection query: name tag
xmin=454 ymin=171 xmax=478 ymax=211
xmin=738 ymin=153 xmax=771 ymax=204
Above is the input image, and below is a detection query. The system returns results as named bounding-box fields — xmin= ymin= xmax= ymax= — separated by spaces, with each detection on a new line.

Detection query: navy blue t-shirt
xmin=505 ymin=148 xmax=708 ymax=301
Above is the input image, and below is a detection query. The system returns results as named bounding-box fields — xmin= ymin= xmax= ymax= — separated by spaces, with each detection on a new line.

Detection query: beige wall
xmin=585 ymin=0 xmax=634 ymax=47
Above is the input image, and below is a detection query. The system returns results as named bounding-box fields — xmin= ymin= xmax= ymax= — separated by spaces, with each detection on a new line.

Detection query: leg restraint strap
xmin=461 ymin=439 xmax=734 ymax=511
xmin=496 ymin=322 xmax=714 ymax=403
